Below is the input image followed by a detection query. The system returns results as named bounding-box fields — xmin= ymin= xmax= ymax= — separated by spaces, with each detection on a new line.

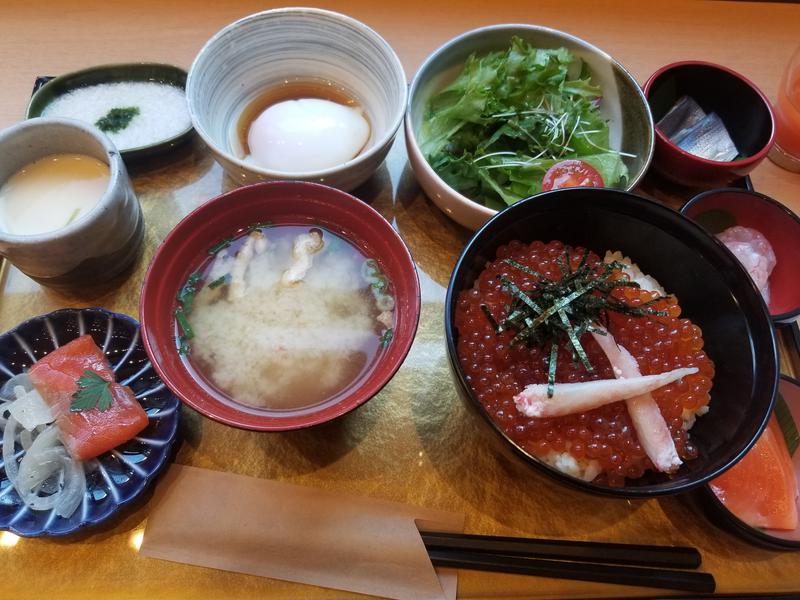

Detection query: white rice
xmin=42 ymin=81 xmax=190 ymax=150
xmin=603 ymin=250 xmax=667 ymax=296
xmin=542 ymin=449 xmax=602 ymax=482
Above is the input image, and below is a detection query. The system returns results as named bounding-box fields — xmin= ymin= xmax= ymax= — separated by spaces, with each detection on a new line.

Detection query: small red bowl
xmin=643 ymin=61 xmax=775 ymax=187
xmin=681 ymin=188 xmax=800 ymax=322
xmin=140 ymin=181 xmax=420 ymax=431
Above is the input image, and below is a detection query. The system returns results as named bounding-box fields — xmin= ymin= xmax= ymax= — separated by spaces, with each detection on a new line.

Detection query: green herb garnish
xmin=70 ymin=370 xmax=114 ymax=412
xmin=485 ymin=250 xmax=669 ymax=397
xmin=380 ymin=328 xmax=394 ymax=348
xmin=419 ymin=38 xmax=630 ymax=209
xmin=95 ymin=106 xmax=140 ymax=134
xmin=175 ymin=271 xmax=202 ymax=355
xmin=176 ymin=272 xmax=201 ymax=316
xmin=64 ymin=208 xmax=81 ymax=227
xmin=208 ymin=237 xmax=233 ymax=255
xmin=175 ymin=307 xmax=194 ymax=340
xmin=247 ymin=221 xmax=273 ymax=233
xmin=208 ymin=275 xmax=228 ymax=289
xmin=775 ymin=393 xmax=800 ymax=457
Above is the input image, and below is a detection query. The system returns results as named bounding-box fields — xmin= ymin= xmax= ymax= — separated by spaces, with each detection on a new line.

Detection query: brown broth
xmin=235 ymin=79 xmax=370 ymax=158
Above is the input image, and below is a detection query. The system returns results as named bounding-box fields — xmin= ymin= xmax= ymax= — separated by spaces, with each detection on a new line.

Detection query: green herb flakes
xmin=70 ymin=370 xmax=114 ymax=412
xmin=95 ymin=106 xmax=140 ymax=134
xmin=208 ymin=237 xmax=233 ymax=255
xmin=208 ymin=275 xmax=228 ymax=290
xmin=176 ymin=272 xmax=201 ymax=316
xmin=247 ymin=221 xmax=273 ymax=233
xmin=380 ymin=328 xmax=394 ymax=348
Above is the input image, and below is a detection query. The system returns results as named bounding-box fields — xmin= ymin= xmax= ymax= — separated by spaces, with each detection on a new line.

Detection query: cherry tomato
xmin=541 ymin=160 xmax=604 ymax=191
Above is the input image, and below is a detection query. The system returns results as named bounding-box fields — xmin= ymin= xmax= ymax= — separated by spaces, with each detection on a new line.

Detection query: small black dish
xmin=697 ymin=375 xmax=800 ymax=550
xmin=27 ymin=63 xmax=193 ymax=162
xmin=444 ymin=188 xmax=778 ymax=497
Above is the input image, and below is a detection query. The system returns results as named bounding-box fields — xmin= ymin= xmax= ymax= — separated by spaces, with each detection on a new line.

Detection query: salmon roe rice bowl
xmin=454 ymin=239 xmax=715 ymax=487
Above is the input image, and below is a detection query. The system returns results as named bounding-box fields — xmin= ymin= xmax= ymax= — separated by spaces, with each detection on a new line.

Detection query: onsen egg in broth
xmin=174 ymin=223 xmax=395 ymax=411
xmin=236 ymin=80 xmax=371 ymax=173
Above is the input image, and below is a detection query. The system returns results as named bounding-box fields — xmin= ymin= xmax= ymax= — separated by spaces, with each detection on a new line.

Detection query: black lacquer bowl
xmin=0 ymin=308 xmax=180 ymax=536
xmin=444 ymin=188 xmax=778 ymax=497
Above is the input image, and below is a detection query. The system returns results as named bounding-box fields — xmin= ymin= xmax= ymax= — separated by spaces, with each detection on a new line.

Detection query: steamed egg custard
xmin=176 ymin=225 xmax=395 ymax=410
xmin=0 ymin=154 xmax=109 ymax=236
xmin=236 ymin=81 xmax=371 ymax=173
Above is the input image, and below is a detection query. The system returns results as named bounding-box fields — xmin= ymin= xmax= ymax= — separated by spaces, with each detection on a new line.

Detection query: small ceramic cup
xmin=0 ymin=118 xmax=144 ymax=290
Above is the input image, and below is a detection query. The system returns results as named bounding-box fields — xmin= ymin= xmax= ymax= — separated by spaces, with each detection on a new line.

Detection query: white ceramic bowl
xmin=406 ymin=25 xmax=655 ymax=230
xmin=187 ymin=8 xmax=407 ymax=191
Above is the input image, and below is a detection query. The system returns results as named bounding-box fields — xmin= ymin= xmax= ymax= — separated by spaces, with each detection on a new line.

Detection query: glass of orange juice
xmin=769 ymin=45 xmax=800 ymax=172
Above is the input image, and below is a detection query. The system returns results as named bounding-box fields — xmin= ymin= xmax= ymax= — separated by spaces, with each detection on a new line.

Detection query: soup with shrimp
xmin=175 ymin=224 xmax=395 ymax=410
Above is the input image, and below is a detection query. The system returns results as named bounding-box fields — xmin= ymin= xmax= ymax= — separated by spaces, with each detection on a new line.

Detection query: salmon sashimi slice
xmin=28 ymin=335 xmax=149 ymax=460
xmin=710 ymin=415 xmax=798 ymax=531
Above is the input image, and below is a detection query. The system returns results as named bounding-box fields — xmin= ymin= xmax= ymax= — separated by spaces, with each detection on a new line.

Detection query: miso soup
xmin=176 ymin=224 xmax=395 ymax=411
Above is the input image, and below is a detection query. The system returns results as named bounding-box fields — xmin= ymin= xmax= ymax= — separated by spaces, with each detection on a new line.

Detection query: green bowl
xmin=26 ymin=62 xmax=194 ymax=162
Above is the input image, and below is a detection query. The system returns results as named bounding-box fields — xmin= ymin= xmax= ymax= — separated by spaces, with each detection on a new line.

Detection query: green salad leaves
xmin=419 ymin=38 xmax=630 ymax=209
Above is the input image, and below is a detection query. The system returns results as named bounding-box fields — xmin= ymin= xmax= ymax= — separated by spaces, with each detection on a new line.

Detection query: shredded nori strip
xmin=480 ymin=304 xmax=500 ymax=331
xmin=95 ymin=106 xmax=140 ymax=133
xmin=547 ymin=342 xmax=559 ymax=398
xmin=481 ymin=248 xmax=671 ymax=398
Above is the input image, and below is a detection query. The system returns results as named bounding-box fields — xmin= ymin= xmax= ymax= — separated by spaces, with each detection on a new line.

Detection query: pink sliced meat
xmin=717 ymin=226 xmax=776 ymax=302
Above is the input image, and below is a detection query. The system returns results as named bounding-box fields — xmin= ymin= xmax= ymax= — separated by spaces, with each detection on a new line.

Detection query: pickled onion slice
xmin=591 ymin=330 xmax=682 ymax=473
xmin=8 ymin=385 xmax=53 ymax=431
xmin=513 ymin=367 xmax=698 ymax=418
xmin=1 ymin=380 xmax=87 ymax=519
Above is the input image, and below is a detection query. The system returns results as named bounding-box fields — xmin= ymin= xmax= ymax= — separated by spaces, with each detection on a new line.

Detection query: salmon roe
xmin=454 ymin=240 xmax=715 ymax=487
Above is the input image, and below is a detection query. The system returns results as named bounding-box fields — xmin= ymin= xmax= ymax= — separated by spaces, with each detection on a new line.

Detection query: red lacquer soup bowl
xmin=140 ymin=181 xmax=420 ymax=431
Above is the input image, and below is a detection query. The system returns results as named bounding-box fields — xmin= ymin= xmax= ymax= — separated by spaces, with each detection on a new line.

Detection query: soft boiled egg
xmin=246 ymin=98 xmax=370 ymax=172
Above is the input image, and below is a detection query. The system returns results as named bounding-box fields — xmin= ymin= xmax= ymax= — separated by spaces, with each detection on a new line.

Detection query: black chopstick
xmin=420 ymin=531 xmax=701 ymax=570
xmin=427 ymin=549 xmax=716 ymax=594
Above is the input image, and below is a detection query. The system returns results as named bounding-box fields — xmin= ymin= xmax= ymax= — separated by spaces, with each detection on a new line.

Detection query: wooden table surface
xmin=1 ymin=1 xmax=800 ymax=598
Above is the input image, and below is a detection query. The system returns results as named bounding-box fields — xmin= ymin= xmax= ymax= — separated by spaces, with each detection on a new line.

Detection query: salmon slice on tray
xmin=28 ymin=335 xmax=149 ymax=460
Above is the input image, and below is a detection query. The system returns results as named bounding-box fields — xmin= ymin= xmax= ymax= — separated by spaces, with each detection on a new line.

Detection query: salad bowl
xmin=406 ymin=24 xmax=654 ymax=231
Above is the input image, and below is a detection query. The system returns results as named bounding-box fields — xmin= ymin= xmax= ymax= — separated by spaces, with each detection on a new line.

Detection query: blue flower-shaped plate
xmin=0 ymin=308 xmax=180 ymax=536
